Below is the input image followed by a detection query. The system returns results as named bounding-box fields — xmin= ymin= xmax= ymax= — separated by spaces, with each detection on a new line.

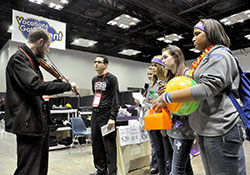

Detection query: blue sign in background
xmin=16 ymin=16 xmax=63 ymax=43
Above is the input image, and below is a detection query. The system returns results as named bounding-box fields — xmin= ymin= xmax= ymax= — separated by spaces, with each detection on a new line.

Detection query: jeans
xmin=238 ymin=145 xmax=246 ymax=175
xmin=169 ymin=137 xmax=194 ymax=175
xmin=149 ymin=130 xmax=173 ymax=175
xmin=197 ymin=122 xmax=244 ymax=175
xmin=148 ymin=130 xmax=158 ymax=169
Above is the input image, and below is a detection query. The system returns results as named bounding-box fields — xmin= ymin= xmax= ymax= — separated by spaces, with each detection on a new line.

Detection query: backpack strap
xmin=226 ymin=89 xmax=245 ymax=118
xmin=227 ymin=87 xmax=250 ymax=131
xmin=223 ymin=49 xmax=249 ymax=124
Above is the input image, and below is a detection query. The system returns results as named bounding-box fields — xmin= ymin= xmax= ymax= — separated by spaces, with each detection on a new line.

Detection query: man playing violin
xmin=5 ymin=27 xmax=79 ymax=175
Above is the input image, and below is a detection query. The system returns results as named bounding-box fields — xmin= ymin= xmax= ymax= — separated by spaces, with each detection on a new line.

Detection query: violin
xmin=17 ymin=44 xmax=80 ymax=96
xmin=38 ymin=58 xmax=63 ymax=79
xmin=38 ymin=55 xmax=80 ymax=96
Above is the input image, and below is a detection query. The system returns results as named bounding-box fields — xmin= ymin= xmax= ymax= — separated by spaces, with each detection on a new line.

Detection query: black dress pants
xmin=91 ymin=107 xmax=117 ymax=175
xmin=14 ymin=130 xmax=49 ymax=175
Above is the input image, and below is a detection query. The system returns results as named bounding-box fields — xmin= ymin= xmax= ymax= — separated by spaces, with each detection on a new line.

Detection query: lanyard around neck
xmin=94 ymin=73 xmax=106 ymax=95
xmin=18 ymin=47 xmax=44 ymax=80
xmin=19 ymin=47 xmax=38 ymax=73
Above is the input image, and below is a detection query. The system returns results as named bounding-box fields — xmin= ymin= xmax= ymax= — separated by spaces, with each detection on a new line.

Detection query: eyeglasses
xmin=94 ymin=61 xmax=104 ymax=64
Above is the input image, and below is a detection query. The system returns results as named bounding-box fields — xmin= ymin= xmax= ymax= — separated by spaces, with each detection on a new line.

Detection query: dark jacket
xmin=5 ymin=44 xmax=71 ymax=136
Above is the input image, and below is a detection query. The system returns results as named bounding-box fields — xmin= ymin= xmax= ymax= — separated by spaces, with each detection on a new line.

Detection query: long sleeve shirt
xmin=92 ymin=72 xmax=119 ymax=120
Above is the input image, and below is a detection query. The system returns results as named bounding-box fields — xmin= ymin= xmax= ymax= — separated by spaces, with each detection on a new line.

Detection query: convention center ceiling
xmin=0 ymin=0 xmax=250 ymax=62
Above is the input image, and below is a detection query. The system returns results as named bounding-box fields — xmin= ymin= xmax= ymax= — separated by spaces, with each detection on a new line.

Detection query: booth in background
xmin=116 ymin=121 xmax=151 ymax=175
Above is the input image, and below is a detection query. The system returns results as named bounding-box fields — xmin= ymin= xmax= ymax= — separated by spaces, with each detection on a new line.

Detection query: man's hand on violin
xmin=70 ymin=82 xmax=80 ymax=95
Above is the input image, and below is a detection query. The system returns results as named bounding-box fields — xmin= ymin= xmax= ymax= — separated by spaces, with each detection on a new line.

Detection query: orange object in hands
xmin=144 ymin=108 xmax=172 ymax=130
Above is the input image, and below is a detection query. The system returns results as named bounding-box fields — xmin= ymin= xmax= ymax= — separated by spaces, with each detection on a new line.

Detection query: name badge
xmin=92 ymin=93 xmax=102 ymax=107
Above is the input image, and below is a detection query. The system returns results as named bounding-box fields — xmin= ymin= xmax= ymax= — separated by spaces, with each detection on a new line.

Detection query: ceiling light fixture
xmin=107 ymin=14 xmax=141 ymax=29
xmin=37 ymin=0 xmax=44 ymax=3
xmin=157 ymin=33 xmax=183 ymax=44
xmin=70 ymin=38 xmax=98 ymax=47
xmin=244 ymin=34 xmax=250 ymax=40
xmin=28 ymin=0 xmax=70 ymax=10
xmin=244 ymin=10 xmax=250 ymax=14
xmin=55 ymin=4 xmax=63 ymax=10
xmin=61 ymin=0 xmax=68 ymax=4
xmin=220 ymin=9 xmax=250 ymax=26
xmin=49 ymin=2 xmax=56 ymax=7
xmin=7 ymin=25 xmax=13 ymax=33
xmin=118 ymin=49 xmax=141 ymax=56
xmin=189 ymin=48 xmax=200 ymax=53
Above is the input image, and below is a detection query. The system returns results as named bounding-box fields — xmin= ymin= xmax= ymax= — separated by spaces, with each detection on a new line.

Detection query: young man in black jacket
xmin=91 ymin=56 xmax=119 ymax=175
xmin=5 ymin=28 xmax=79 ymax=175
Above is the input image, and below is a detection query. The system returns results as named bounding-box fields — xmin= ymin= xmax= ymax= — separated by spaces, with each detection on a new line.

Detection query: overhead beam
xmin=178 ymin=0 xmax=216 ymax=15
xmin=122 ymin=0 xmax=193 ymax=30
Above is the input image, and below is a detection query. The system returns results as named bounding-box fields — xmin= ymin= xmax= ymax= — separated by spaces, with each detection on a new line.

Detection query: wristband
xmin=167 ymin=92 xmax=172 ymax=103
xmin=161 ymin=93 xmax=168 ymax=104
